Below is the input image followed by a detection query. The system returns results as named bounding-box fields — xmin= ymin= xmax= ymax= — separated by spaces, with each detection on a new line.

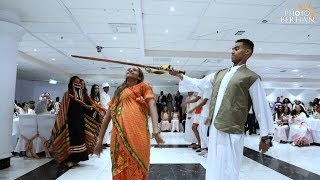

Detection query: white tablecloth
xmin=12 ymin=118 xmax=20 ymax=136
xmin=306 ymin=118 xmax=320 ymax=143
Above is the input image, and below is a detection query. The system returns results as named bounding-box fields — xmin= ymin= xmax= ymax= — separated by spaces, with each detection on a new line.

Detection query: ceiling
xmin=1 ymin=0 xmax=319 ymax=89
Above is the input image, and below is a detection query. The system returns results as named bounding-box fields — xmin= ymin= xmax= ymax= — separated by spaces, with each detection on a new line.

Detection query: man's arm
xmin=189 ymin=98 xmax=208 ymax=113
xmin=249 ymin=79 xmax=274 ymax=153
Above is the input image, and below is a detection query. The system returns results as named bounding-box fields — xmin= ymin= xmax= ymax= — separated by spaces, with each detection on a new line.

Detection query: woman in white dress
xmin=289 ymin=104 xmax=312 ymax=147
xmin=274 ymin=106 xmax=291 ymax=143
xmin=171 ymin=106 xmax=180 ymax=132
xmin=160 ymin=106 xmax=171 ymax=132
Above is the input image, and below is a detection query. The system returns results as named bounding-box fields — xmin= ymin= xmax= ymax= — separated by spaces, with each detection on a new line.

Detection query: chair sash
xmin=21 ymin=134 xmax=40 ymax=159
xmin=38 ymin=135 xmax=51 ymax=158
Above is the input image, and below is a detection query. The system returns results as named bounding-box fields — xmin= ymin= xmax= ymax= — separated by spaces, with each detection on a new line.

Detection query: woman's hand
xmin=93 ymin=140 xmax=103 ymax=157
xmin=153 ymin=133 xmax=165 ymax=145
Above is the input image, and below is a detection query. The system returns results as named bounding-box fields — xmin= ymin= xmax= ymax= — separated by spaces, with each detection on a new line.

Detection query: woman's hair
xmin=161 ymin=106 xmax=168 ymax=113
xmin=167 ymin=93 xmax=172 ymax=100
xmin=68 ymin=76 xmax=80 ymax=93
xmin=291 ymin=104 xmax=309 ymax=117
xmin=112 ymin=67 xmax=144 ymax=102
xmin=276 ymin=105 xmax=283 ymax=118
xmin=35 ymin=100 xmax=48 ymax=114
xmin=90 ymin=84 xmax=100 ymax=100
xmin=282 ymin=98 xmax=292 ymax=104
xmin=80 ymin=79 xmax=88 ymax=93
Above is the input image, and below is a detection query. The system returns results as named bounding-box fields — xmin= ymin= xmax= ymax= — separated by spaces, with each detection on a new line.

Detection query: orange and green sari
xmin=108 ymin=82 xmax=155 ymax=180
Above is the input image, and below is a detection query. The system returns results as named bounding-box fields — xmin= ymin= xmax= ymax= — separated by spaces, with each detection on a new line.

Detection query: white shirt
xmin=100 ymin=91 xmax=111 ymax=109
xmin=197 ymin=88 xmax=212 ymax=118
xmin=185 ymin=95 xmax=197 ymax=118
xmin=179 ymin=65 xmax=274 ymax=136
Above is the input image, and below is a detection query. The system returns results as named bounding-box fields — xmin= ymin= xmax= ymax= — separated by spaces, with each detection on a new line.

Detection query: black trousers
xmin=245 ymin=113 xmax=256 ymax=134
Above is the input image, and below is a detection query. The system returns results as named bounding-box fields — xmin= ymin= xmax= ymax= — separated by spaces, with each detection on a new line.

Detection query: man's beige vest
xmin=208 ymin=65 xmax=259 ymax=134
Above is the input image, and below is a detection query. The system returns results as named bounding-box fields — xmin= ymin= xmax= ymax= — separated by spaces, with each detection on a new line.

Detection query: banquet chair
xmin=14 ymin=114 xmax=39 ymax=158
xmin=36 ymin=114 xmax=56 ymax=157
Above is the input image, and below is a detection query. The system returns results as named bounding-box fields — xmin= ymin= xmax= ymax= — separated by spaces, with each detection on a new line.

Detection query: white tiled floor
xmin=1 ymin=132 xmax=320 ymax=180
xmin=0 ymin=157 xmax=50 ymax=180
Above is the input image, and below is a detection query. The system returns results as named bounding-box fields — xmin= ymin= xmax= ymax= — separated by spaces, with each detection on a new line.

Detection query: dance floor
xmin=1 ymin=132 xmax=320 ymax=180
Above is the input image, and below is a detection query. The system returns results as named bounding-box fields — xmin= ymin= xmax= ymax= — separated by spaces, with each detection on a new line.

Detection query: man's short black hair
xmin=236 ymin=39 xmax=254 ymax=52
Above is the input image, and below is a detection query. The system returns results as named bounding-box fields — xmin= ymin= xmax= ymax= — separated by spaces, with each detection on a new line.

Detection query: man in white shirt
xmin=100 ymin=82 xmax=111 ymax=147
xmin=170 ymin=39 xmax=274 ymax=180
xmin=181 ymin=92 xmax=198 ymax=147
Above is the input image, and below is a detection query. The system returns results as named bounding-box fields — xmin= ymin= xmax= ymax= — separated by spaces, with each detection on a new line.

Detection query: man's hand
xmin=169 ymin=67 xmax=184 ymax=79
xmin=205 ymin=118 xmax=211 ymax=125
xmin=259 ymin=136 xmax=271 ymax=154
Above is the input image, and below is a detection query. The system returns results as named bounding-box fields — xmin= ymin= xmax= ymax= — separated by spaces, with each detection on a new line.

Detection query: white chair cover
xmin=14 ymin=114 xmax=38 ymax=157
xmin=36 ymin=114 xmax=56 ymax=155
xmin=171 ymin=120 xmax=180 ymax=132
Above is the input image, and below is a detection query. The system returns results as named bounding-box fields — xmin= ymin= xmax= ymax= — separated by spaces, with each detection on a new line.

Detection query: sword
xmin=71 ymin=55 xmax=185 ymax=74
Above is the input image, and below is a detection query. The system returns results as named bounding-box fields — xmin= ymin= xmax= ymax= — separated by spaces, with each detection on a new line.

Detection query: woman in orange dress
xmin=94 ymin=67 xmax=164 ymax=179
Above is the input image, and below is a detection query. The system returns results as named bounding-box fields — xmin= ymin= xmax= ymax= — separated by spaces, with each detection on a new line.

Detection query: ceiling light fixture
xmin=165 ymin=29 xmax=169 ymax=33
xmin=33 ymin=48 xmax=37 ymax=52
xmin=51 ymin=58 xmax=55 ymax=61
xmin=300 ymin=75 xmax=304 ymax=78
xmin=49 ymin=79 xmax=57 ymax=84
xmin=113 ymin=36 xmax=117 ymax=40
xmin=170 ymin=6 xmax=175 ymax=12
xmin=235 ymin=31 xmax=245 ymax=35
xmin=292 ymin=69 xmax=299 ymax=72
xmin=120 ymin=50 xmax=123 ymax=53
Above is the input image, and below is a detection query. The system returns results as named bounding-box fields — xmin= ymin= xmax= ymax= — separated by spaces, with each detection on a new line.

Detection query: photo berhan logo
xmin=281 ymin=2 xmax=317 ymax=24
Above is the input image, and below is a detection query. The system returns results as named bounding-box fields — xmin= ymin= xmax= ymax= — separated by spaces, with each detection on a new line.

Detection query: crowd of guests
xmin=14 ymin=92 xmax=61 ymax=117
xmin=157 ymin=90 xmax=185 ymax=132
xmin=271 ymin=97 xmax=319 ymax=147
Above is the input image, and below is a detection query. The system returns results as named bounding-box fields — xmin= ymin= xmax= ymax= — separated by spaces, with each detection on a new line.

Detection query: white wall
xmin=15 ymin=79 xmax=118 ymax=103
xmin=265 ymin=89 xmax=320 ymax=104
xmin=15 ymin=79 xmax=67 ymax=103
xmin=16 ymin=80 xmax=319 ymax=105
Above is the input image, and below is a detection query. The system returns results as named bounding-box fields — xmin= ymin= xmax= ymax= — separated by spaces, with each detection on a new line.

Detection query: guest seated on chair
xmin=289 ymin=105 xmax=312 ymax=147
xmin=171 ymin=107 xmax=180 ymax=132
xmin=274 ymin=106 xmax=291 ymax=143
xmin=160 ymin=106 xmax=171 ymax=132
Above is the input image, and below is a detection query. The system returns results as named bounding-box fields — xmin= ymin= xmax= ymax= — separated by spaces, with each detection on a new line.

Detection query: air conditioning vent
xmin=109 ymin=23 xmax=136 ymax=33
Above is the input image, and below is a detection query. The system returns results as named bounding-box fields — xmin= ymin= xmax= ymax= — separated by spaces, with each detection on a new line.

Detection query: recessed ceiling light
xmin=49 ymin=79 xmax=57 ymax=84
xmin=300 ymin=75 xmax=304 ymax=78
xmin=170 ymin=6 xmax=175 ymax=12
xmin=111 ymin=80 xmax=114 ymax=81
xmin=259 ymin=48 xmax=262 ymax=50
xmin=177 ymin=60 xmax=180 ymax=63
xmin=119 ymin=50 xmax=123 ymax=53
xmin=51 ymin=58 xmax=55 ymax=61
xmin=235 ymin=31 xmax=245 ymax=35
xmin=113 ymin=36 xmax=117 ymax=40
xmin=168 ymin=80 xmax=171 ymax=82
xmin=292 ymin=69 xmax=299 ymax=72
xmin=165 ymin=29 xmax=169 ymax=33
xmin=16 ymin=64 xmax=18 ymax=66
xmin=33 ymin=48 xmax=37 ymax=52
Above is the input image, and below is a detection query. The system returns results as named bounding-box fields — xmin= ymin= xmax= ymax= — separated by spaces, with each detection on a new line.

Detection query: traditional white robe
xmin=179 ymin=65 xmax=274 ymax=180
xmin=184 ymin=95 xmax=198 ymax=144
